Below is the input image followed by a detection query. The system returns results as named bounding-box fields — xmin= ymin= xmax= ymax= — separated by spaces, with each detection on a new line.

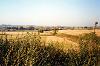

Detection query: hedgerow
xmin=0 ymin=32 xmax=100 ymax=66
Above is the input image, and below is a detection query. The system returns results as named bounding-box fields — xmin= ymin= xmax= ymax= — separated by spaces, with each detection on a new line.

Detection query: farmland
xmin=0 ymin=29 xmax=100 ymax=66
xmin=1 ymin=0 xmax=100 ymax=65
xmin=0 ymin=29 xmax=100 ymax=51
xmin=58 ymin=29 xmax=100 ymax=36
xmin=1 ymin=29 xmax=100 ymax=36
xmin=1 ymin=29 xmax=100 ymax=42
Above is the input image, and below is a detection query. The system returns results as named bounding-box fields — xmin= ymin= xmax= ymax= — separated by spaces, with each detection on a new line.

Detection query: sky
xmin=0 ymin=0 xmax=100 ymax=26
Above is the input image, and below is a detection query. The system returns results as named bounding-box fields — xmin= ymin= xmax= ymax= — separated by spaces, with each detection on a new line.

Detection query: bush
xmin=38 ymin=29 xmax=44 ymax=33
xmin=0 ymin=34 xmax=69 ymax=66
xmin=79 ymin=32 xmax=100 ymax=66
xmin=0 ymin=32 xmax=100 ymax=66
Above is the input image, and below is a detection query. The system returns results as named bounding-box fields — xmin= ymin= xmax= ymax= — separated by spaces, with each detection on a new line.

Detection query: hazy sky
xmin=0 ymin=0 xmax=100 ymax=26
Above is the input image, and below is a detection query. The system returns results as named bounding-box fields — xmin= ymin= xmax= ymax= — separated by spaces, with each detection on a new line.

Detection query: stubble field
xmin=0 ymin=29 xmax=100 ymax=51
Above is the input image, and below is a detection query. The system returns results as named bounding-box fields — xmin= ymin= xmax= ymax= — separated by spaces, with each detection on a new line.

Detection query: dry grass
xmin=41 ymin=36 xmax=79 ymax=52
xmin=0 ymin=30 xmax=100 ymax=66
xmin=58 ymin=29 xmax=100 ymax=36
xmin=0 ymin=29 xmax=100 ymax=52
xmin=1 ymin=29 xmax=100 ymax=36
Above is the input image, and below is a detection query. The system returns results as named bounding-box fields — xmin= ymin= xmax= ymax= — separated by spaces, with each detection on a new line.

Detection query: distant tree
xmin=84 ymin=26 xmax=88 ymax=29
xmin=6 ymin=27 xmax=11 ymax=29
xmin=12 ymin=27 xmax=18 ymax=30
xmin=28 ymin=26 xmax=34 ymax=30
xmin=52 ymin=27 xmax=58 ymax=35
xmin=94 ymin=22 xmax=98 ymax=33
xmin=38 ymin=28 xmax=44 ymax=35
xmin=19 ymin=26 xmax=25 ymax=30
xmin=44 ymin=27 xmax=51 ymax=31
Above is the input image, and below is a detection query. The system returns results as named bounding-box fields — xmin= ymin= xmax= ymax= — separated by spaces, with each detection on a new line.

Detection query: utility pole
xmin=93 ymin=22 xmax=98 ymax=33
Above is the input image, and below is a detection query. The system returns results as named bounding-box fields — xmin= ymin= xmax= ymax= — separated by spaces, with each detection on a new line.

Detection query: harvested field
xmin=58 ymin=29 xmax=100 ymax=36
xmin=0 ymin=30 xmax=100 ymax=49
xmin=41 ymin=36 xmax=79 ymax=51
xmin=1 ymin=29 xmax=100 ymax=36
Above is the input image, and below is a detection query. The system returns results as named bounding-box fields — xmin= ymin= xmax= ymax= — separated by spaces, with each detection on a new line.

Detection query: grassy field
xmin=0 ymin=29 xmax=100 ymax=66
xmin=1 ymin=29 xmax=100 ymax=43
xmin=0 ymin=30 xmax=80 ymax=51
xmin=0 ymin=29 xmax=100 ymax=51
xmin=58 ymin=29 xmax=100 ymax=36
xmin=1 ymin=29 xmax=100 ymax=36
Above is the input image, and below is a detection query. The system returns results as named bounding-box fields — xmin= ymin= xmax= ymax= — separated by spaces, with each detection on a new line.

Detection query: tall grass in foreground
xmin=0 ymin=32 xmax=100 ymax=66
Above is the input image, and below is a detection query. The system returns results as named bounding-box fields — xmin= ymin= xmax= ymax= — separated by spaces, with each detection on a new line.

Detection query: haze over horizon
xmin=0 ymin=0 xmax=100 ymax=26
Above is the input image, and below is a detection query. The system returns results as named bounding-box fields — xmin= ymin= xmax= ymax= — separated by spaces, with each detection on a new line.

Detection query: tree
xmin=84 ymin=26 xmax=88 ymax=29
xmin=19 ymin=26 xmax=25 ymax=30
xmin=28 ymin=26 xmax=34 ymax=30
xmin=94 ymin=22 xmax=98 ymax=33
xmin=38 ymin=28 xmax=44 ymax=35
xmin=52 ymin=27 xmax=58 ymax=35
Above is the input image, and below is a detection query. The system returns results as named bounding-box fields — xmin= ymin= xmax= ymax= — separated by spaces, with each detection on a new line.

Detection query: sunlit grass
xmin=0 ymin=32 xmax=100 ymax=66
